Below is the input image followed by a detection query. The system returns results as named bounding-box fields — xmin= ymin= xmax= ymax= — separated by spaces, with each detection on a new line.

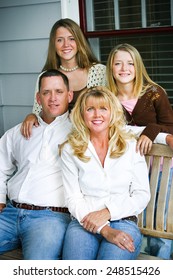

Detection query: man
xmin=0 ymin=69 xmax=73 ymax=259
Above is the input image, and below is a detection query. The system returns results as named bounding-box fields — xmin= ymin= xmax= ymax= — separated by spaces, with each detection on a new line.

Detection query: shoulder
xmin=61 ymin=141 xmax=72 ymax=154
xmin=37 ymin=70 xmax=46 ymax=78
xmin=125 ymin=139 xmax=138 ymax=156
xmin=126 ymin=139 xmax=145 ymax=161
xmin=126 ymin=138 xmax=137 ymax=150
xmin=0 ymin=123 xmax=22 ymax=143
xmin=6 ymin=123 xmax=22 ymax=135
xmin=146 ymin=85 xmax=167 ymax=97
xmin=90 ymin=63 xmax=106 ymax=72
xmin=141 ymin=85 xmax=168 ymax=104
xmin=87 ymin=63 xmax=107 ymax=87
xmin=61 ymin=141 xmax=75 ymax=162
xmin=35 ymin=71 xmax=45 ymax=86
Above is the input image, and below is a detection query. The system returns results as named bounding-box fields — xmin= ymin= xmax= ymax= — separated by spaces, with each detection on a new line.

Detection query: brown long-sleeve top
xmin=122 ymin=85 xmax=173 ymax=141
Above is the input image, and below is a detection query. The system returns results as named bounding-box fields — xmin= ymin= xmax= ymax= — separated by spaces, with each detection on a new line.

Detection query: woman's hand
xmin=136 ymin=135 xmax=152 ymax=155
xmin=20 ymin=113 xmax=39 ymax=139
xmin=166 ymin=134 xmax=173 ymax=149
xmin=81 ymin=208 xmax=111 ymax=234
xmin=100 ymin=225 xmax=135 ymax=252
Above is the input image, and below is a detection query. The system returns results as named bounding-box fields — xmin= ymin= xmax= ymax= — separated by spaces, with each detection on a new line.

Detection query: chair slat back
xmin=138 ymin=144 xmax=173 ymax=240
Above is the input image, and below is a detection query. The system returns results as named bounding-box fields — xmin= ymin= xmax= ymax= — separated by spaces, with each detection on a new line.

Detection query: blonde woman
xmin=106 ymin=43 xmax=173 ymax=259
xmin=21 ymin=18 xmax=106 ymax=138
xmin=61 ymin=86 xmax=150 ymax=260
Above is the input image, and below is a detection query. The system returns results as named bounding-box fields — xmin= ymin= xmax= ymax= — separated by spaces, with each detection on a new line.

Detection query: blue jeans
xmin=0 ymin=202 xmax=71 ymax=259
xmin=145 ymin=168 xmax=173 ymax=259
xmin=63 ymin=218 xmax=142 ymax=260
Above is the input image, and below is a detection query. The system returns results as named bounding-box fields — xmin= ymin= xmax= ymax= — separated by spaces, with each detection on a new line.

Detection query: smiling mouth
xmin=62 ymin=49 xmax=72 ymax=53
xmin=49 ymin=104 xmax=59 ymax=108
xmin=92 ymin=120 xmax=103 ymax=124
xmin=119 ymin=73 xmax=130 ymax=76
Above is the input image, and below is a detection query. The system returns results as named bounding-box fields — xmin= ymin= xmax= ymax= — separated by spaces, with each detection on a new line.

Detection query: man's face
xmin=36 ymin=76 xmax=73 ymax=123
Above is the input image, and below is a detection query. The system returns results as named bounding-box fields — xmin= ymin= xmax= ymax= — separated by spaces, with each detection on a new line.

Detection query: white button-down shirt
xmin=0 ymin=112 xmax=72 ymax=207
xmin=61 ymin=139 xmax=150 ymax=222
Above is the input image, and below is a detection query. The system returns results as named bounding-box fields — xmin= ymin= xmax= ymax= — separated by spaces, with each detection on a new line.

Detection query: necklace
xmin=60 ymin=65 xmax=79 ymax=72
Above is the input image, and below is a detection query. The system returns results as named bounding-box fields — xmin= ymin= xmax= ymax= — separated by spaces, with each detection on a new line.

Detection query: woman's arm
xmin=136 ymin=133 xmax=173 ymax=155
xmin=100 ymin=225 xmax=135 ymax=252
xmin=105 ymin=143 xmax=151 ymax=220
xmin=87 ymin=64 xmax=107 ymax=87
xmin=127 ymin=125 xmax=173 ymax=154
xmin=32 ymin=73 xmax=43 ymax=115
xmin=61 ymin=145 xmax=93 ymax=222
xmin=140 ymin=87 xmax=173 ymax=140
xmin=20 ymin=73 xmax=43 ymax=138
xmin=81 ymin=208 xmax=111 ymax=233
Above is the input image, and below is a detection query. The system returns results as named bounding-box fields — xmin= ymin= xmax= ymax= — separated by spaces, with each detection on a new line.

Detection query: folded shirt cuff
xmin=96 ymin=221 xmax=110 ymax=234
xmin=154 ymin=133 xmax=168 ymax=145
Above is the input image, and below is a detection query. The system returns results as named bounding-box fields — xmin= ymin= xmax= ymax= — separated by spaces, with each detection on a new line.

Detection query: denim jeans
xmin=0 ymin=202 xmax=71 ymax=259
xmin=63 ymin=218 xmax=142 ymax=260
xmin=144 ymin=168 xmax=173 ymax=259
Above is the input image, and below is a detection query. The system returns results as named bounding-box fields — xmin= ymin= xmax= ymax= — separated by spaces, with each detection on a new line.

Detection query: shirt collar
xmin=37 ymin=111 xmax=70 ymax=127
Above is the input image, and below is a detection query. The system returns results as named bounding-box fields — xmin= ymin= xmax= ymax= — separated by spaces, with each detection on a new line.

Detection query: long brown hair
xmin=42 ymin=18 xmax=99 ymax=71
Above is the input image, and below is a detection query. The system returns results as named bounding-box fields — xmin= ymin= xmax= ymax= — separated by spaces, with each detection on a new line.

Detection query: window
xmin=79 ymin=0 xmax=173 ymax=107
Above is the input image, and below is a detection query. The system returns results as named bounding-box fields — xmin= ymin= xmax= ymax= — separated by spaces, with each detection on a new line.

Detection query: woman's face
xmin=55 ymin=27 xmax=78 ymax=63
xmin=83 ymin=96 xmax=111 ymax=136
xmin=112 ymin=50 xmax=136 ymax=86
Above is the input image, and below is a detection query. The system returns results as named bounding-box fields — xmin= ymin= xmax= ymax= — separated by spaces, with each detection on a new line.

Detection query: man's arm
xmin=0 ymin=130 xmax=17 ymax=204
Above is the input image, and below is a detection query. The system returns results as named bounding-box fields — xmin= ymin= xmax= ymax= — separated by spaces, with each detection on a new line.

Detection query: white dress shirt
xmin=61 ymin=139 xmax=151 ymax=223
xmin=0 ymin=112 xmax=72 ymax=207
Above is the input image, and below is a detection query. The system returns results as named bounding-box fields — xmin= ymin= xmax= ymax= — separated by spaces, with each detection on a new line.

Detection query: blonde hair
xmin=67 ymin=86 xmax=134 ymax=162
xmin=106 ymin=43 xmax=159 ymax=98
xmin=42 ymin=18 xmax=99 ymax=71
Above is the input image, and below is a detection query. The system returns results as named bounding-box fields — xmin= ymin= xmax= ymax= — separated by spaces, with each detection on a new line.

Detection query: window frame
xmin=78 ymin=0 xmax=173 ymax=39
xmin=78 ymin=0 xmax=173 ymax=107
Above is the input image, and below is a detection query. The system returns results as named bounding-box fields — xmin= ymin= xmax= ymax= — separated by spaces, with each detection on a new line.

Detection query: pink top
xmin=121 ymin=98 xmax=137 ymax=114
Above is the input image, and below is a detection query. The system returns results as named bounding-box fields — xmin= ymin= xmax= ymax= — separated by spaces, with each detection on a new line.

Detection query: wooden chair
xmin=138 ymin=143 xmax=173 ymax=259
xmin=0 ymin=248 xmax=23 ymax=260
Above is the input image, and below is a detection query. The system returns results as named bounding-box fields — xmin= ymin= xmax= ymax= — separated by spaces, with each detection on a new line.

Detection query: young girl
xmin=106 ymin=43 xmax=173 ymax=259
xmin=21 ymin=18 xmax=106 ymax=138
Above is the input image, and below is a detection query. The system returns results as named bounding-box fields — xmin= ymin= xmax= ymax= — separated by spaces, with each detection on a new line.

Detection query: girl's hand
xmin=136 ymin=135 xmax=152 ymax=155
xmin=166 ymin=134 xmax=173 ymax=149
xmin=20 ymin=114 xmax=39 ymax=139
